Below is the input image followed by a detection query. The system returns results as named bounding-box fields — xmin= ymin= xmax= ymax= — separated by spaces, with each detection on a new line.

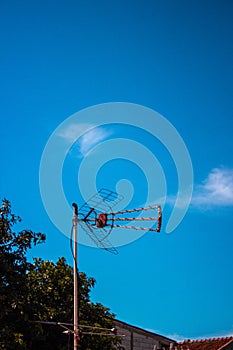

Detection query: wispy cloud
xmin=77 ymin=127 xmax=112 ymax=157
xmin=57 ymin=124 xmax=112 ymax=157
xmin=162 ymin=332 xmax=186 ymax=342
xmin=165 ymin=167 xmax=233 ymax=211
xmin=192 ymin=167 xmax=233 ymax=208
xmin=57 ymin=123 xmax=93 ymax=142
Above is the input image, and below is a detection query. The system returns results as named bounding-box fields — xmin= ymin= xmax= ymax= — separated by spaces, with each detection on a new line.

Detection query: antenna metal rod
xmin=109 ymin=205 xmax=160 ymax=215
xmin=72 ymin=203 xmax=79 ymax=350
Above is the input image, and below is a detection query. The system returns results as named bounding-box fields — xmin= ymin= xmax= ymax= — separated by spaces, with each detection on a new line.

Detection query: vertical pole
xmin=72 ymin=203 xmax=79 ymax=349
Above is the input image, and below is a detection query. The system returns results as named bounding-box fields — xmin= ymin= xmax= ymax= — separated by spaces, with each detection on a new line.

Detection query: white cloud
xmin=165 ymin=192 xmax=193 ymax=210
xmin=57 ymin=124 xmax=112 ymax=157
xmin=192 ymin=167 xmax=233 ymax=208
xmin=77 ymin=127 xmax=112 ymax=156
xmin=165 ymin=167 xmax=233 ymax=210
xmin=57 ymin=123 xmax=94 ymax=142
xmin=162 ymin=332 xmax=186 ymax=342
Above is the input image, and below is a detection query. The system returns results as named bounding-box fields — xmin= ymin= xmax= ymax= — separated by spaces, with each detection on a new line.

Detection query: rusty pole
xmin=72 ymin=203 xmax=79 ymax=349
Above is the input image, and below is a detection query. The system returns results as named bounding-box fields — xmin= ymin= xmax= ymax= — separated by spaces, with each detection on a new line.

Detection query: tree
xmin=0 ymin=199 xmax=119 ymax=349
xmin=27 ymin=258 xmax=119 ymax=350
xmin=0 ymin=199 xmax=45 ymax=349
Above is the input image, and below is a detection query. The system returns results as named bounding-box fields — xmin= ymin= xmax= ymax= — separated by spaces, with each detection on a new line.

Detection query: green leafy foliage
xmin=27 ymin=258 xmax=119 ymax=350
xmin=0 ymin=199 xmax=45 ymax=349
xmin=0 ymin=199 xmax=119 ymax=349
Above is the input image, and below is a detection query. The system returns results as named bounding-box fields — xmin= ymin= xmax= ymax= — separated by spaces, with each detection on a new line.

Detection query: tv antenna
xmin=72 ymin=188 xmax=162 ymax=349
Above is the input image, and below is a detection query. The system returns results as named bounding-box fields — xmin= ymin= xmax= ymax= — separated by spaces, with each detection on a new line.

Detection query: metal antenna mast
xmin=71 ymin=188 xmax=162 ymax=348
xmin=72 ymin=203 xmax=79 ymax=350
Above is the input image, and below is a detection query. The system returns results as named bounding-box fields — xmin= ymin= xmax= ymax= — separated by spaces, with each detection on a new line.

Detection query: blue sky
xmin=1 ymin=0 xmax=233 ymax=341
